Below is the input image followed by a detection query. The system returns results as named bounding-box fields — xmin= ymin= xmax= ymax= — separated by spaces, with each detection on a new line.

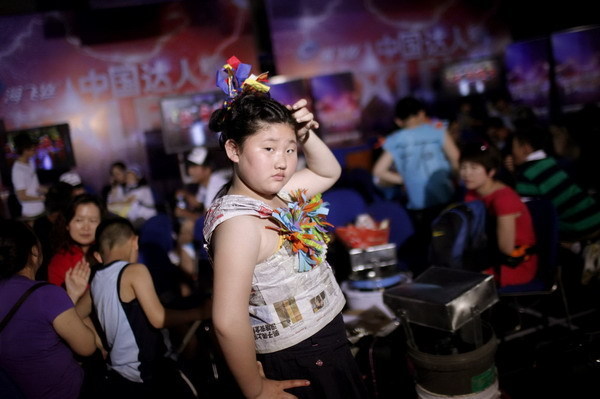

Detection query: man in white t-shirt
xmin=11 ymin=133 xmax=46 ymax=222
xmin=172 ymin=147 xmax=230 ymax=280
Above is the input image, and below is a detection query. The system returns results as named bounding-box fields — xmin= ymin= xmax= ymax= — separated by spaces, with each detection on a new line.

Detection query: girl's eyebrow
xmin=260 ymin=137 xmax=297 ymax=144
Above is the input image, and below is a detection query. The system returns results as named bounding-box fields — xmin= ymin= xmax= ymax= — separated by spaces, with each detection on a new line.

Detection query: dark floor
xmin=182 ymin=266 xmax=600 ymax=399
xmin=349 ymin=266 xmax=600 ymax=399
xmin=494 ymin=275 xmax=600 ymax=399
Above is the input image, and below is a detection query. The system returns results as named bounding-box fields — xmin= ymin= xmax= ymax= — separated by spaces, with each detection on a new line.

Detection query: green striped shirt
xmin=515 ymin=157 xmax=600 ymax=240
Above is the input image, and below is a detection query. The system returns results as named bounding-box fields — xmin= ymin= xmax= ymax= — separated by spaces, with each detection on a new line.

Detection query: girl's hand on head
xmin=65 ymin=259 xmax=91 ymax=303
xmin=288 ymin=99 xmax=319 ymax=143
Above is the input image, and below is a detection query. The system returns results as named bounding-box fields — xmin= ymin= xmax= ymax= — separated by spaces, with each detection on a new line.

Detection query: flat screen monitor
xmin=551 ymin=25 xmax=600 ymax=112
xmin=0 ymin=123 xmax=76 ymax=186
xmin=504 ymin=38 xmax=551 ymax=116
xmin=159 ymin=90 xmax=226 ymax=154
xmin=441 ymin=58 xmax=502 ymax=97
xmin=269 ymin=77 xmax=312 ymax=108
xmin=309 ymin=72 xmax=362 ymax=146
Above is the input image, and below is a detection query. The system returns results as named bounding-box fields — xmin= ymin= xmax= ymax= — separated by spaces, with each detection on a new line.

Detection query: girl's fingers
xmin=291 ymin=98 xmax=308 ymax=110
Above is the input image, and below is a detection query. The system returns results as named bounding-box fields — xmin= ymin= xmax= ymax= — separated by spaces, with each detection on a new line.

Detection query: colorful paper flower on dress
xmin=216 ymin=56 xmax=270 ymax=109
xmin=268 ymin=190 xmax=333 ymax=272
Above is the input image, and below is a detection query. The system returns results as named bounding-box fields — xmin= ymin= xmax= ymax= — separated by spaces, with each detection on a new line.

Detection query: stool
xmin=383 ymin=267 xmax=500 ymax=397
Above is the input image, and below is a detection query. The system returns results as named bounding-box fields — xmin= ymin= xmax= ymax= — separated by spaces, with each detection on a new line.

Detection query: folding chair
xmin=366 ymin=199 xmax=415 ymax=270
xmin=322 ymin=187 xmax=368 ymax=228
xmin=498 ymin=198 xmax=573 ymax=336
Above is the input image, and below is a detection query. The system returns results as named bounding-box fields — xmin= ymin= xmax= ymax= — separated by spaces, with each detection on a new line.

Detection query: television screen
xmin=269 ymin=77 xmax=312 ymax=108
xmin=309 ymin=72 xmax=362 ymax=146
xmin=441 ymin=58 xmax=502 ymax=97
xmin=159 ymin=90 xmax=226 ymax=154
xmin=551 ymin=25 xmax=600 ymax=111
xmin=504 ymin=38 xmax=551 ymax=116
xmin=0 ymin=123 xmax=76 ymax=186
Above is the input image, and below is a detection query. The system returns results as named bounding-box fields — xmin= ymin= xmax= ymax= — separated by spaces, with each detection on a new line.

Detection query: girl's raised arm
xmin=283 ymin=99 xmax=342 ymax=197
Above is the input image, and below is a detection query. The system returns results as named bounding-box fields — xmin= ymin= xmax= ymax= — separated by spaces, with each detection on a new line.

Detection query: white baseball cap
xmin=59 ymin=171 xmax=82 ymax=186
xmin=187 ymin=147 xmax=208 ymax=166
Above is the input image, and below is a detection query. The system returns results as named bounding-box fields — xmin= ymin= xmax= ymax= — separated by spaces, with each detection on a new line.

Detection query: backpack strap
xmin=0 ymin=282 xmax=49 ymax=334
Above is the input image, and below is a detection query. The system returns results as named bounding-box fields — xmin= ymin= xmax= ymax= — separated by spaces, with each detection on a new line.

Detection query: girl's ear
xmin=30 ymin=245 xmax=42 ymax=267
xmin=224 ymin=139 xmax=240 ymax=163
xmin=489 ymin=168 xmax=497 ymax=179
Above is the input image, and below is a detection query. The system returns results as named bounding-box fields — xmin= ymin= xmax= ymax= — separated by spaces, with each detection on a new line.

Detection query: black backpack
xmin=428 ymin=200 xmax=492 ymax=271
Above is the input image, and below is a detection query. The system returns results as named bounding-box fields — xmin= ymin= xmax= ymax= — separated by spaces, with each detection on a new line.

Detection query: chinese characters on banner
xmin=0 ymin=1 xmax=257 ymax=193
xmin=265 ymin=0 xmax=511 ymax=142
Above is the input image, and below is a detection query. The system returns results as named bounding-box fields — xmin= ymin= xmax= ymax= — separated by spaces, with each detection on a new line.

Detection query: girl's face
xmin=228 ymin=123 xmax=298 ymax=197
xmin=111 ymin=166 xmax=126 ymax=184
xmin=125 ymin=171 xmax=139 ymax=186
xmin=459 ymin=161 xmax=494 ymax=191
xmin=68 ymin=203 xmax=101 ymax=247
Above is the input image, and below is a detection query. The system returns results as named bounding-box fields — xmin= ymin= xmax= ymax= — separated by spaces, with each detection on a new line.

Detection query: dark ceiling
xmin=0 ymin=0 xmax=597 ymax=43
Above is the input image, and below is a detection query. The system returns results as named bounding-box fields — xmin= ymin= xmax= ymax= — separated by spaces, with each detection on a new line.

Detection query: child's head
xmin=186 ymin=147 xmax=218 ymax=185
xmin=394 ymin=96 xmax=426 ymax=125
xmin=209 ymin=93 xmax=298 ymax=196
xmin=209 ymin=93 xmax=296 ymax=151
xmin=459 ymin=141 xmax=501 ymax=190
xmin=13 ymin=132 xmax=37 ymax=156
xmin=511 ymin=125 xmax=550 ymax=166
xmin=110 ymin=161 xmax=127 ymax=185
xmin=94 ymin=217 xmax=137 ymax=262
xmin=125 ymin=165 xmax=144 ymax=187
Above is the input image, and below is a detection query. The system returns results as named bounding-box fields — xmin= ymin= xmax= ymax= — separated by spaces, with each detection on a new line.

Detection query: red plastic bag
xmin=335 ymin=225 xmax=390 ymax=249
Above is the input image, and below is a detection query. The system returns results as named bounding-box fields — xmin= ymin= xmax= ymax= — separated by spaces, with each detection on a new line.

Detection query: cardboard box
xmin=383 ymin=266 xmax=498 ymax=331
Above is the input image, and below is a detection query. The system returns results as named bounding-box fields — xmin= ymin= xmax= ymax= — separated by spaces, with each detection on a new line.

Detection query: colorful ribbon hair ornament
xmin=216 ymin=56 xmax=270 ymax=109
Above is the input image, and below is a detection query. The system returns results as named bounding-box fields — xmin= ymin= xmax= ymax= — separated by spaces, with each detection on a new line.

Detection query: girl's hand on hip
xmin=253 ymin=361 xmax=310 ymax=399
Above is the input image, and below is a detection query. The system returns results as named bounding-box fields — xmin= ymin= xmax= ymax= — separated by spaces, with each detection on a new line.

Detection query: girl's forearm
xmin=301 ymin=129 xmax=341 ymax=180
xmin=215 ymin=324 xmax=263 ymax=398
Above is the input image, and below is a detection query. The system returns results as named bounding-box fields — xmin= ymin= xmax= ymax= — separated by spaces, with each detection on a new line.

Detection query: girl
xmin=203 ymin=58 xmax=368 ymax=399
xmin=48 ymin=194 xmax=105 ymax=287
xmin=459 ymin=141 xmax=538 ymax=287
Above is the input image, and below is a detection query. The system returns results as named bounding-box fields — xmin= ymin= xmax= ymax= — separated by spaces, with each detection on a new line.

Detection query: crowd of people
xmin=1 ymin=136 xmax=218 ymax=397
xmin=0 ymin=56 xmax=372 ymax=399
xmin=1 ymin=58 xmax=599 ymax=399
xmin=371 ymin=93 xmax=600 ymax=289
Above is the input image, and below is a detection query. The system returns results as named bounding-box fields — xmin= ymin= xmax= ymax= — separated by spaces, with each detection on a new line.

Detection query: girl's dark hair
xmin=110 ymin=161 xmax=126 ymax=171
xmin=460 ymin=140 xmax=502 ymax=173
xmin=0 ymin=219 xmax=39 ymax=279
xmin=52 ymin=193 xmax=107 ymax=253
xmin=208 ymin=93 xmax=296 ymax=150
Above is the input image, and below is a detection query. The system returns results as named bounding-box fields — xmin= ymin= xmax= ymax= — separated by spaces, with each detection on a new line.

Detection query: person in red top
xmin=48 ymin=194 xmax=105 ymax=287
xmin=459 ymin=141 xmax=537 ymax=287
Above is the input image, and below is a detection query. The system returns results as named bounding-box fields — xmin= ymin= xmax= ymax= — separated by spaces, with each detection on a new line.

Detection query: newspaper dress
xmin=203 ymin=191 xmax=346 ymax=354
